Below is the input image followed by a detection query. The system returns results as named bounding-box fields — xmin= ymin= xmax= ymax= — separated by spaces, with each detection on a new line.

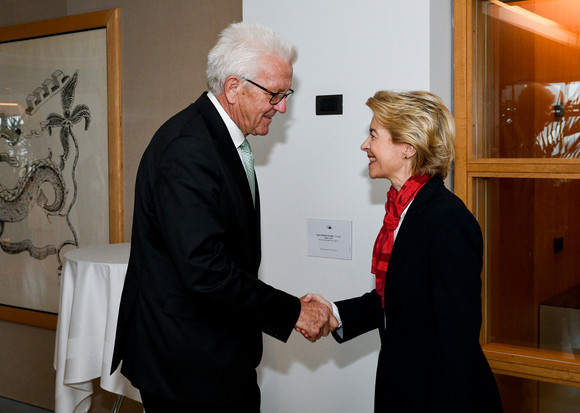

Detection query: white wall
xmin=244 ymin=1 xmax=453 ymax=412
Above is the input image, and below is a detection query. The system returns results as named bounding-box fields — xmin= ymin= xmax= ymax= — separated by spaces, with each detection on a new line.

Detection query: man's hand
xmin=302 ymin=293 xmax=333 ymax=310
xmin=295 ymin=294 xmax=338 ymax=342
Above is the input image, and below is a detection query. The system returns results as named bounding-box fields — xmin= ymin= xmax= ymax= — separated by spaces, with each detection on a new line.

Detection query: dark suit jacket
xmin=333 ymin=177 xmax=503 ymax=413
xmin=112 ymin=93 xmax=301 ymax=407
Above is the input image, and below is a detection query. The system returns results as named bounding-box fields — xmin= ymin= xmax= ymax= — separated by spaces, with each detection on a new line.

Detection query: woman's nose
xmin=361 ymin=136 xmax=371 ymax=151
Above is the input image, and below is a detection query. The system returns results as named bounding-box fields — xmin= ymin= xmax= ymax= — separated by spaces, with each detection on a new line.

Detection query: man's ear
xmin=223 ymin=75 xmax=242 ymax=104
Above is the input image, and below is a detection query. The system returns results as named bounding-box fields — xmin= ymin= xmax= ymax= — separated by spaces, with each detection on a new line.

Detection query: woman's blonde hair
xmin=366 ymin=90 xmax=455 ymax=179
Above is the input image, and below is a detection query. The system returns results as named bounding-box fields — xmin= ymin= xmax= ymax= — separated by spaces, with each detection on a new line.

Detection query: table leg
xmin=111 ymin=395 xmax=124 ymax=413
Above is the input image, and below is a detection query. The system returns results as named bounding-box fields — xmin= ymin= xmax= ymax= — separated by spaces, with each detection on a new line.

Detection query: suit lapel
xmin=195 ymin=93 xmax=261 ymax=271
xmin=196 ymin=93 xmax=256 ymax=212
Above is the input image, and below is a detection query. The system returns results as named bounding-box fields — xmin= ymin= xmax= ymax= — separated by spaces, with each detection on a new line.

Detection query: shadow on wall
xmin=251 ymin=77 xmax=300 ymax=167
xmin=259 ymin=329 xmax=380 ymax=374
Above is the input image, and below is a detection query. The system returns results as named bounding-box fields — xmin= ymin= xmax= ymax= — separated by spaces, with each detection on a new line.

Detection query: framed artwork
xmin=0 ymin=9 xmax=123 ymax=329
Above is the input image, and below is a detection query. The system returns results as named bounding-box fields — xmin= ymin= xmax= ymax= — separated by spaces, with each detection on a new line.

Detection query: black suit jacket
xmin=333 ymin=178 xmax=502 ymax=413
xmin=112 ymin=93 xmax=301 ymax=406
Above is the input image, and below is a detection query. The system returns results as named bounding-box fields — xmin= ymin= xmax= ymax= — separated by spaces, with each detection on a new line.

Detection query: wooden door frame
xmin=453 ymin=0 xmax=580 ymax=387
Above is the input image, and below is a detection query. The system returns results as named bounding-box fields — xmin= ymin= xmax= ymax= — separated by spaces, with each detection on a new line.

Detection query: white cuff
xmin=331 ymin=302 xmax=343 ymax=328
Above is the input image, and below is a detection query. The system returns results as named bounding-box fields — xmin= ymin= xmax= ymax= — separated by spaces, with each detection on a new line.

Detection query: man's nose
xmin=273 ymin=97 xmax=287 ymax=113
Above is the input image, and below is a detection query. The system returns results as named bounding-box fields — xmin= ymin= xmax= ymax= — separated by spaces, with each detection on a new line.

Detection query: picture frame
xmin=0 ymin=9 xmax=123 ymax=329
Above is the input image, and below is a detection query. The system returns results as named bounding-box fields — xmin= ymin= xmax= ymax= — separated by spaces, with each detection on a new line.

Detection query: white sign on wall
xmin=307 ymin=218 xmax=352 ymax=260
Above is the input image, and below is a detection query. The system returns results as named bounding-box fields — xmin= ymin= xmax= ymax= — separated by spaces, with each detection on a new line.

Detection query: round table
xmin=54 ymin=243 xmax=141 ymax=413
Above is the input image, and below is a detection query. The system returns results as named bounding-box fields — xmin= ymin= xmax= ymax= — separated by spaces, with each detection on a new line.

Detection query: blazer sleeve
xmin=332 ymin=290 xmax=382 ymax=343
xmin=153 ymin=133 xmax=300 ymax=341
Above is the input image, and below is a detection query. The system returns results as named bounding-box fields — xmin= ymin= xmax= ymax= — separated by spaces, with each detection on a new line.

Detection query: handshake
xmin=295 ymin=293 xmax=339 ymax=343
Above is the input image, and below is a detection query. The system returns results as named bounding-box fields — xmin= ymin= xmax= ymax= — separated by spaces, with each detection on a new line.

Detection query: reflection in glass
xmin=478 ymin=0 xmax=580 ymax=158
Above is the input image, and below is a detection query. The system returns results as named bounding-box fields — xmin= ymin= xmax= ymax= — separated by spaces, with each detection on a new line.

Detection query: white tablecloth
xmin=54 ymin=243 xmax=141 ymax=413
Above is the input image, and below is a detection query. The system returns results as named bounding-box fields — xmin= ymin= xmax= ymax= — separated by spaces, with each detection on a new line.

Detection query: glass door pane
xmin=495 ymin=374 xmax=580 ymax=413
xmin=477 ymin=0 xmax=580 ymax=158
xmin=474 ymin=177 xmax=580 ymax=350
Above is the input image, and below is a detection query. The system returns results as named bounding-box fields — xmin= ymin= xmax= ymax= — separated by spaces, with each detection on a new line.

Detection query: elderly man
xmin=112 ymin=22 xmax=336 ymax=412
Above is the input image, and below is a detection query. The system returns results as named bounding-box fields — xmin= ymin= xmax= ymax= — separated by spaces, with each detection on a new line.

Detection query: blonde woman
xmin=307 ymin=91 xmax=503 ymax=412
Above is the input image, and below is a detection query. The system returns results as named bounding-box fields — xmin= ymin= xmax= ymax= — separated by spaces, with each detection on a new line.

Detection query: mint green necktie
xmin=239 ymin=139 xmax=255 ymax=204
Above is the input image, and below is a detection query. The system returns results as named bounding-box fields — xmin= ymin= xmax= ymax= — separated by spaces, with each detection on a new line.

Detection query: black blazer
xmin=112 ymin=93 xmax=301 ymax=406
xmin=333 ymin=178 xmax=502 ymax=413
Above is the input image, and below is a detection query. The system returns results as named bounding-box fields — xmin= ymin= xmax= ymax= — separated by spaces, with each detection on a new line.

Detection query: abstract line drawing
xmin=0 ymin=70 xmax=90 ymax=273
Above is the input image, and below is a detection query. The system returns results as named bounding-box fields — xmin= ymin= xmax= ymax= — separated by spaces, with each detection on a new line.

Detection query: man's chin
xmin=254 ymin=126 xmax=270 ymax=136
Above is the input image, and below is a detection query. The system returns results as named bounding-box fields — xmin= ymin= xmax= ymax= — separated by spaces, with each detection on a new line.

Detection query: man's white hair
xmin=206 ymin=22 xmax=298 ymax=95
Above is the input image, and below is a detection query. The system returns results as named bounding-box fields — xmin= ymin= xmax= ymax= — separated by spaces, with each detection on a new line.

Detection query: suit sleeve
xmin=153 ymin=134 xmax=300 ymax=342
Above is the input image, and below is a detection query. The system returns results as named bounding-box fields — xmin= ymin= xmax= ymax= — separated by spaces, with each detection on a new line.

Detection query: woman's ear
xmin=223 ymin=75 xmax=241 ymax=104
xmin=404 ymin=144 xmax=417 ymax=159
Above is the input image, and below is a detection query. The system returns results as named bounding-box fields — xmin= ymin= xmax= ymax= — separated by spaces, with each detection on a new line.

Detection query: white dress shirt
xmin=207 ymin=91 xmax=247 ymax=160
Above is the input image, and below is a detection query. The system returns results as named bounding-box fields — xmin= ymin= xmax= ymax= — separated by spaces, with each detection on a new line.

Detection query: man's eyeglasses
xmin=240 ymin=76 xmax=294 ymax=105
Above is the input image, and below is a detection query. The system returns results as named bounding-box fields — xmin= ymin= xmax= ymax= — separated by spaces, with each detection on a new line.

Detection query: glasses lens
xmin=270 ymin=90 xmax=293 ymax=105
xmin=270 ymin=94 xmax=283 ymax=105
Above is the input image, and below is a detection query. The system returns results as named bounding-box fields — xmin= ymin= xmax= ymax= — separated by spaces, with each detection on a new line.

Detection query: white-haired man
xmin=112 ymin=22 xmax=337 ymax=412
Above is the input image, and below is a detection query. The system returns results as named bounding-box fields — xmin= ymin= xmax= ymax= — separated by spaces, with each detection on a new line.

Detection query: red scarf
xmin=372 ymin=174 xmax=431 ymax=308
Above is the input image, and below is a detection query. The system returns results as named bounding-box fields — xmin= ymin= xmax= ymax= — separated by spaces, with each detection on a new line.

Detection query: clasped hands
xmin=295 ymin=293 xmax=338 ymax=343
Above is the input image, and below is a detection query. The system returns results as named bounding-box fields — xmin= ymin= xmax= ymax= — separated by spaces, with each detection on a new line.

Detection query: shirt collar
xmin=207 ymin=91 xmax=245 ymax=149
